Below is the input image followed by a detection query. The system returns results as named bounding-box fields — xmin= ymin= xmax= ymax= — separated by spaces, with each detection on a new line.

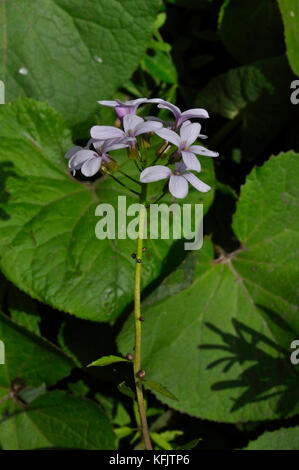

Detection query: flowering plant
xmin=64 ymin=98 xmax=218 ymax=449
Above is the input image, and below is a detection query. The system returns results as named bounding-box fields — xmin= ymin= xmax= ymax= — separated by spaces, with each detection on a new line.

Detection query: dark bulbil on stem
xmin=126 ymin=353 xmax=134 ymax=361
xmin=137 ymin=370 xmax=146 ymax=379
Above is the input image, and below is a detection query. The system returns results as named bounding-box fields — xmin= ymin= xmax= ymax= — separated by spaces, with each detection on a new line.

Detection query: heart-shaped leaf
xmin=0 ymin=390 xmax=115 ymax=450
xmin=118 ymin=152 xmax=299 ymax=422
xmin=0 ymin=0 xmax=159 ymax=127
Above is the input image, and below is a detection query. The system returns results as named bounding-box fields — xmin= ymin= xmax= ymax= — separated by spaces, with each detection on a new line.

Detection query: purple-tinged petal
xmin=169 ymin=175 xmax=188 ymax=199
xmin=103 ymin=139 xmax=129 ymax=152
xmin=69 ymin=150 xmax=96 ymax=169
xmin=124 ymin=98 xmax=148 ymax=106
xmin=98 ymin=100 xmax=118 ymax=108
xmin=148 ymin=98 xmax=182 ymax=118
xmin=189 ymin=145 xmax=219 ymax=157
xmin=123 ymin=114 xmax=144 ymax=134
xmin=91 ymin=125 xmax=124 ymax=140
xmin=64 ymin=146 xmax=82 ymax=160
xmin=134 ymin=120 xmax=163 ymax=136
xmin=181 ymin=108 xmax=209 ymax=119
xmin=157 ymin=102 xmax=181 ymax=119
xmin=145 ymin=116 xmax=165 ymax=123
xmin=181 ymin=151 xmax=201 ymax=172
xmin=140 ymin=165 xmax=171 ymax=183
xmin=81 ymin=157 xmax=102 ymax=177
xmin=85 ymin=138 xmax=97 ymax=148
xmin=181 ymin=120 xmax=192 ymax=128
xmin=183 ymin=172 xmax=211 ymax=193
xmin=155 ymin=128 xmax=181 ymax=147
xmin=180 ymin=123 xmax=201 ymax=146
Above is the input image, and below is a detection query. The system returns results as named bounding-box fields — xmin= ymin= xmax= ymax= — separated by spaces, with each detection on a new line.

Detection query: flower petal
xmin=123 ymin=114 xmax=144 ymax=134
xmin=183 ymin=172 xmax=211 ymax=193
xmin=169 ymin=175 xmax=189 ymax=199
xmin=64 ymin=146 xmax=82 ymax=160
xmin=124 ymin=98 xmax=148 ymax=106
xmin=180 ymin=123 xmax=201 ymax=146
xmin=97 ymin=100 xmax=118 ymax=108
xmin=69 ymin=149 xmax=96 ymax=169
xmin=155 ymin=128 xmax=181 ymax=147
xmin=104 ymin=139 xmax=129 ymax=152
xmin=134 ymin=120 xmax=163 ymax=136
xmin=91 ymin=126 xmax=124 ymax=140
xmin=81 ymin=157 xmax=102 ymax=177
xmin=156 ymin=101 xmax=181 ymax=119
xmin=189 ymin=145 xmax=219 ymax=157
xmin=181 ymin=108 xmax=209 ymax=119
xmin=181 ymin=151 xmax=201 ymax=172
xmin=140 ymin=165 xmax=171 ymax=183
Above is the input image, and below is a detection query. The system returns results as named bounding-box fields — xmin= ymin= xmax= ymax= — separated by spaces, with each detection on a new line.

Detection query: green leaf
xmin=115 ymin=426 xmax=135 ymax=440
xmin=113 ymin=402 xmax=131 ymax=427
xmin=7 ymin=286 xmax=40 ymax=335
xmin=0 ymin=390 xmax=115 ymax=450
xmin=175 ymin=438 xmax=201 ymax=450
xmin=278 ymin=0 xmax=299 ymax=75
xmin=0 ymin=0 xmax=159 ymax=127
xmin=118 ymin=152 xmax=299 ymax=422
xmin=87 ymin=355 xmax=129 ymax=367
xmin=0 ymin=98 xmax=215 ymax=322
xmin=0 ymin=312 xmax=74 ymax=410
xmin=198 ymin=56 xmax=295 ymax=158
xmin=144 ymin=380 xmax=179 ymax=402
xmin=219 ymin=0 xmax=284 ymax=63
xmin=244 ymin=426 xmax=299 ymax=450
xmin=142 ymin=50 xmax=178 ymax=84
xmin=151 ymin=430 xmax=183 ymax=450
xmin=118 ymin=381 xmax=135 ymax=400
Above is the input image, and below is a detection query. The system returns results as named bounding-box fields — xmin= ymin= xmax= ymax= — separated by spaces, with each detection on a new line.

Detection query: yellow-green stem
xmin=133 ymin=184 xmax=152 ymax=450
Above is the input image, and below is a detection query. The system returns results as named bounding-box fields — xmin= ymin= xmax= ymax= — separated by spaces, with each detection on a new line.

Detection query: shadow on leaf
xmin=200 ymin=319 xmax=299 ymax=418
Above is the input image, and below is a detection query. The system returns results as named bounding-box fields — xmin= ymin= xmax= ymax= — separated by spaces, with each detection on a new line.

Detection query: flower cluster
xmin=65 ymin=98 xmax=218 ymax=198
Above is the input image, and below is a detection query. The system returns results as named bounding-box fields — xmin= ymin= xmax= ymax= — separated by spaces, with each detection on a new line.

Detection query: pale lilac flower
xmin=148 ymin=98 xmax=209 ymax=130
xmin=91 ymin=114 xmax=163 ymax=148
xmin=145 ymin=116 xmax=208 ymax=138
xmin=140 ymin=162 xmax=211 ymax=199
xmin=98 ymin=98 xmax=148 ymax=120
xmin=67 ymin=138 xmax=128 ymax=177
xmin=155 ymin=122 xmax=218 ymax=171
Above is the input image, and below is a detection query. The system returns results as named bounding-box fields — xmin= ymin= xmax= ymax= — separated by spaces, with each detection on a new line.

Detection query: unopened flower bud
xmin=106 ymin=159 xmax=119 ymax=173
xmin=137 ymin=258 xmax=142 ymax=263
xmin=131 ymin=253 xmax=136 ymax=259
xmin=126 ymin=353 xmax=134 ymax=361
xmin=127 ymin=146 xmax=139 ymax=160
xmin=139 ymin=316 xmax=145 ymax=322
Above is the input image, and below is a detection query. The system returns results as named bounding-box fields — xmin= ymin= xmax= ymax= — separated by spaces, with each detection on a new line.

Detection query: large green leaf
xmin=219 ymin=0 xmax=284 ymax=63
xmin=197 ymin=56 xmax=295 ymax=158
xmin=0 ymin=0 xmax=159 ymax=127
xmin=278 ymin=0 xmax=299 ymax=75
xmin=0 ymin=390 xmax=115 ymax=450
xmin=118 ymin=152 xmax=299 ymax=422
xmin=0 ymin=312 xmax=74 ymax=410
xmin=245 ymin=426 xmax=299 ymax=450
xmin=0 ymin=99 xmax=215 ymax=322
